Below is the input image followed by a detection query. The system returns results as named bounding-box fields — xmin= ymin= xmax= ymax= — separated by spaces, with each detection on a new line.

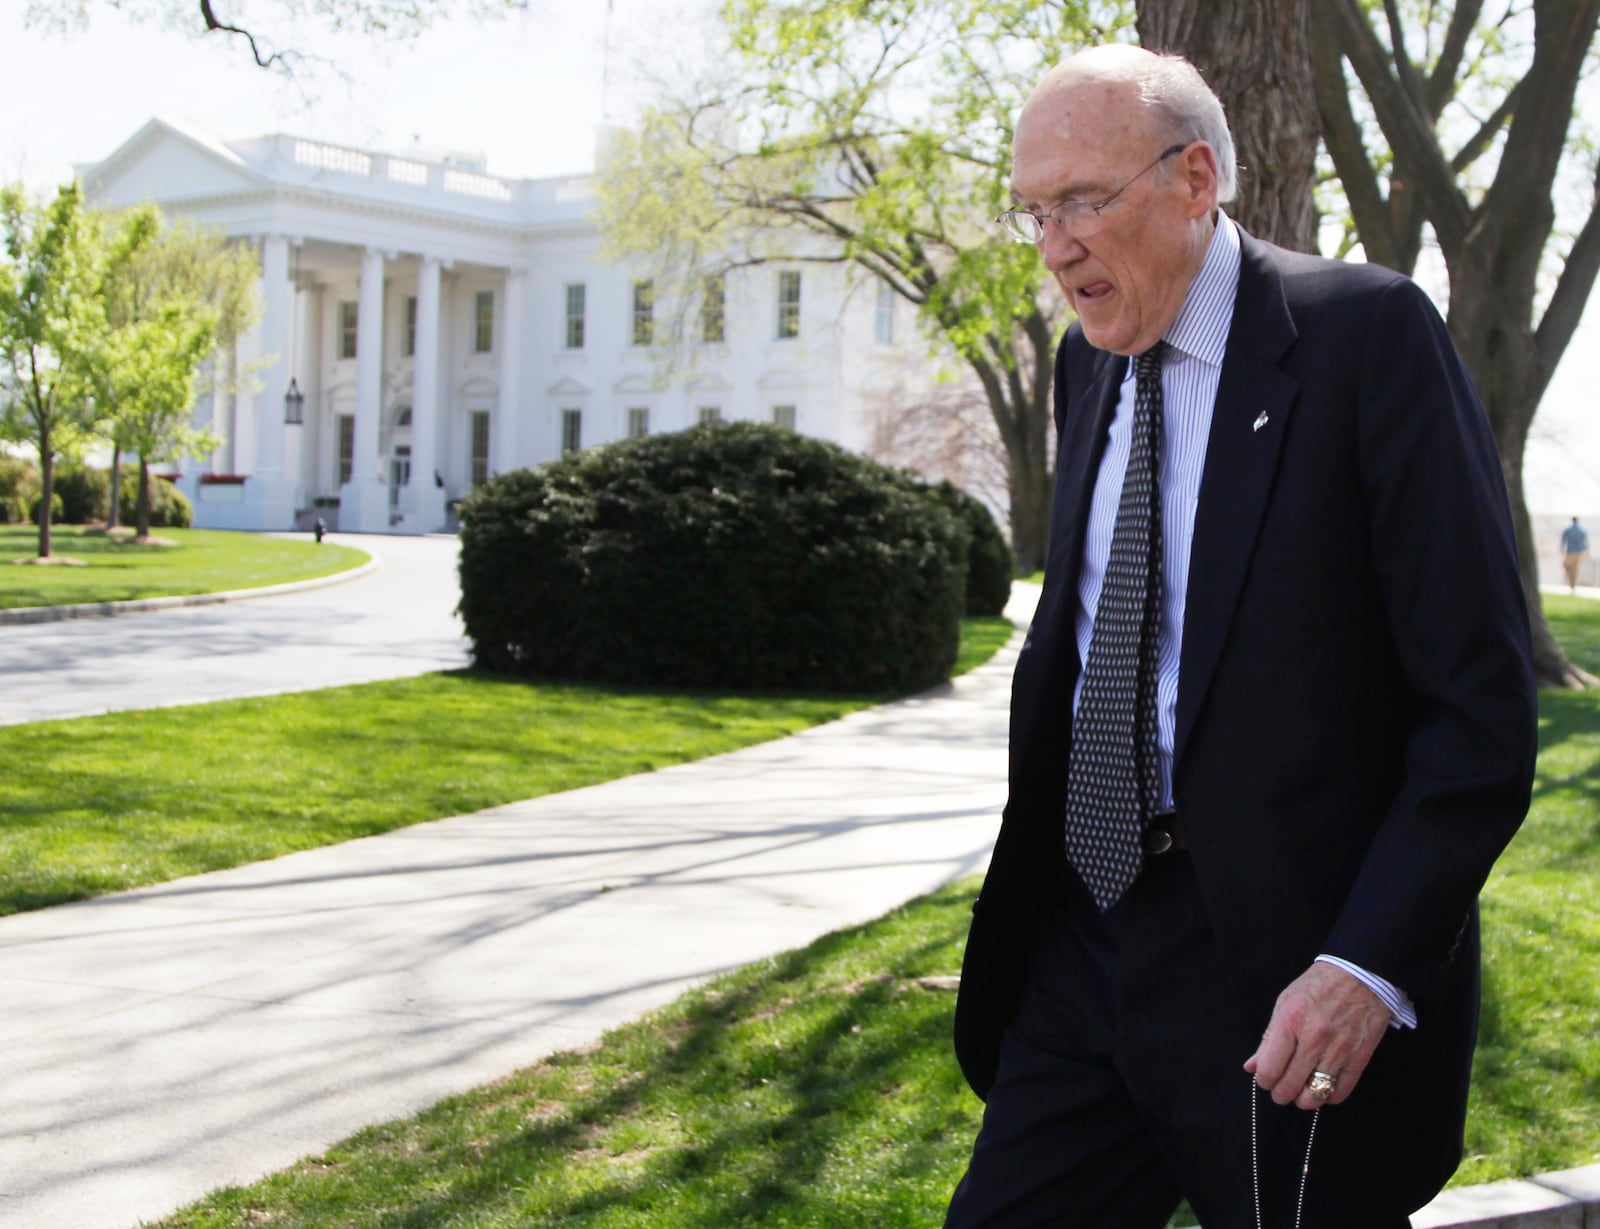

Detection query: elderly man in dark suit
xmin=942 ymin=44 xmax=1536 ymax=1229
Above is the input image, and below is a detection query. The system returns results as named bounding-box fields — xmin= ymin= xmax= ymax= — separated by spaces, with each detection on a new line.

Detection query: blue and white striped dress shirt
xmin=1069 ymin=213 xmax=1416 ymax=1030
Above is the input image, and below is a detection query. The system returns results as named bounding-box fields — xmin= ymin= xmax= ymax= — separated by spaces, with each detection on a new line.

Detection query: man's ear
xmin=1179 ymin=142 xmax=1221 ymax=218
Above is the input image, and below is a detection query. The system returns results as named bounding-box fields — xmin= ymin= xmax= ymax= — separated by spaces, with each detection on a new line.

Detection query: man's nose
xmin=1037 ymin=221 xmax=1086 ymax=272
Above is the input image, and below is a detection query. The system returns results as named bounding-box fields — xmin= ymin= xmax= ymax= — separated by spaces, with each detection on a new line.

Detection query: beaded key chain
xmin=1251 ymin=1075 xmax=1321 ymax=1229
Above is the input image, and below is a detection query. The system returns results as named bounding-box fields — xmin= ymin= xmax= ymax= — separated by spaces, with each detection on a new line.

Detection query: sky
xmin=0 ymin=0 xmax=1593 ymax=517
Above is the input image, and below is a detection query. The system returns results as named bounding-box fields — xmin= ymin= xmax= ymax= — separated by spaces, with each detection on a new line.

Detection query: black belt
xmin=1143 ymin=810 xmax=1186 ymax=855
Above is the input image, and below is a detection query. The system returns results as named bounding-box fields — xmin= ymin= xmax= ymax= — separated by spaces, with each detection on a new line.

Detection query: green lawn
xmin=1463 ymin=594 xmax=1600 ymax=1184
xmin=0 ymin=616 xmax=1017 ymax=916
xmin=142 ymin=597 xmax=1600 ymax=1229
xmin=0 ymin=525 xmax=367 ymax=609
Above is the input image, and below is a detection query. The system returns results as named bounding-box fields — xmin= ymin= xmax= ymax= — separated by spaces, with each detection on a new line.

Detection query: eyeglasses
xmin=997 ymin=143 xmax=1190 ymax=243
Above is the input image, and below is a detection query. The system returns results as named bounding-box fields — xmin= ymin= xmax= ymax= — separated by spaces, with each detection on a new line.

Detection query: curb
xmin=0 ymin=555 xmax=380 ymax=626
xmin=1410 ymin=1163 xmax=1600 ymax=1229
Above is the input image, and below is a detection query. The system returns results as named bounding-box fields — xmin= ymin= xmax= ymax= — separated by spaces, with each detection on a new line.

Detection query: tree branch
xmin=1311 ymin=3 xmax=1405 ymax=270
xmin=1450 ymin=77 xmax=1522 ymax=175
xmin=1330 ymin=0 xmax=1471 ymax=254
xmin=1534 ymin=168 xmax=1600 ymax=401
xmin=1427 ymin=0 xmax=1486 ymax=119
xmin=198 ymin=0 xmax=289 ymax=70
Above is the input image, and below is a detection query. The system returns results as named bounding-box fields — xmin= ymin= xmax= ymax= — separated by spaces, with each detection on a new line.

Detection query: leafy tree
xmin=1310 ymin=0 xmax=1600 ymax=688
xmin=596 ymin=0 xmax=1136 ymax=572
xmin=0 ymin=183 xmax=110 ymax=559
xmin=96 ymin=213 xmax=257 ymax=537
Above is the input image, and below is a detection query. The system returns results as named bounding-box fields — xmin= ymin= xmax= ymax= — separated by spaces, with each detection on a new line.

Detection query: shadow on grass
xmin=161 ymin=886 xmax=985 ymax=1229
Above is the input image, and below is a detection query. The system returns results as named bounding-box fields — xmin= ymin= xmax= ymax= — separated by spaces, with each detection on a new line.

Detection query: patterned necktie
xmin=1064 ymin=342 xmax=1167 ymax=911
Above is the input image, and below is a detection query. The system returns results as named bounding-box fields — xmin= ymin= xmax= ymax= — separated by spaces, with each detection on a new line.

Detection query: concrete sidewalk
xmin=0 ymin=622 xmax=1018 ymax=1229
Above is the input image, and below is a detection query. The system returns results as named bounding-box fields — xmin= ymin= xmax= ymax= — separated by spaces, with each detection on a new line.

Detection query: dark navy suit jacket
xmin=953 ymin=228 xmax=1537 ymax=1208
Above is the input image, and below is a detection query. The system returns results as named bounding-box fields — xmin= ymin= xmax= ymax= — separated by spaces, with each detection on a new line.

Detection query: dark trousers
xmin=943 ymin=853 xmax=1412 ymax=1229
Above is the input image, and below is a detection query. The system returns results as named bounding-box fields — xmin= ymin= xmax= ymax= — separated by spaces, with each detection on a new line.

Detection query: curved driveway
xmin=0 ymin=534 xmax=468 ymax=727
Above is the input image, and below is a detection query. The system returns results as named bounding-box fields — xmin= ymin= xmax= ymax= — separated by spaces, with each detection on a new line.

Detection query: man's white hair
xmin=1137 ymin=53 xmax=1238 ymax=204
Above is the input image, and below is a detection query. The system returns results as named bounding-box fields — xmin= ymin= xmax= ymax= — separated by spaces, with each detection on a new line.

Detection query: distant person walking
xmin=1561 ymin=516 xmax=1590 ymax=591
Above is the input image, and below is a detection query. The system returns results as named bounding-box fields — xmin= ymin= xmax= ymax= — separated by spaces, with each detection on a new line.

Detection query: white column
xmin=340 ymin=246 xmax=391 ymax=533
xmin=233 ymin=234 xmax=300 ymax=530
xmin=404 ymin=255 xmax=446 ymax=532
xmin=495 ymin=267 xmax=526 ymax=476
xmin=256 ymin=235 xmax=289 ymax=477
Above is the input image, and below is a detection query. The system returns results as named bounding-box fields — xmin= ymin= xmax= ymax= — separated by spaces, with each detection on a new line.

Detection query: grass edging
xmin=0 ymin=525 xmax=370 ymax=613
xmin=0 ymin=554 xmax=379 ymax=625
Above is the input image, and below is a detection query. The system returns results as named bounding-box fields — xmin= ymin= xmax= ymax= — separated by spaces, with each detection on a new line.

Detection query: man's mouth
xmin=1076 ymin=280 xmax=1114 ymax=301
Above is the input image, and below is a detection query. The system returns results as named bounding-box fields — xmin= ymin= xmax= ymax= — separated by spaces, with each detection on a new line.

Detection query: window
xmin=632 ymin=279 xmax=654 ymax=346
xmin=561 ymin=408 xmax=582 ymax=454
xmin=627 ymin=407 xmax=650 ymax=438
xmin=338 ymin=301 xmax=358 ymax=360
xmin=701 ymin=274 xmax=725 ymax=343
xmin=337 ymin=414 xmax=355 ymax=484
xmin=777 ymin=270 xmax=801 ymax=339
xmin=697 ymin=406 xmax=722 ymax=426
xmin=404 ymin=296 xmax=417 ymax=357
xmin=474 ymin=289 xmax=494 ymax=353
xmin=470 ymin=411 xmax=491 ymax=486
xmin=772 ymin=404 xmax=796 ymax=431
xmin=565 ymin=283 xmax=586 ymax=349
xmin=875 ymin=282 xmax=895 ymax=345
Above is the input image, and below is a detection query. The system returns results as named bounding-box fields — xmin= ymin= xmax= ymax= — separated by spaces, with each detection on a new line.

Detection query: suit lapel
xmin=1049 ymin=343 xmax=1124 ymax=634
xmin=1173 ymin=235 xmax=1301 ymax=769
xmin=1012 ymin=336 xmax=1122 ymax=796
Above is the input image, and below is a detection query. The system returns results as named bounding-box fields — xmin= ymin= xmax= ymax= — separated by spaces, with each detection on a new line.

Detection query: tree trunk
xmin=108 ymin=445 xmax=123 ymax=530
xmin=36 ymin=428 xmax=53 ymax=560
xmin=969 ymin=312 xmax=1056 ymax=574
xmin=1138 ymin=0 xmax=1319 ymax=253
xmin=1004 ymin=405 xmax=1053 ymax=574
xmin=136 ymin=456 xmax=153 ymax=540
xmin=1448 ymin=252 xmax=1596 ymax=689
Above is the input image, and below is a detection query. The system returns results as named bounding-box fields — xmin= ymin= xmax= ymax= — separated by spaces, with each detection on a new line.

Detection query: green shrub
xmin=934 ymin=482 xmax=1015 ymax=616
xmin=52 ymin=463 xmax=110 ymax=523
xmin=458 ymin=422 xmax=969 ymax=694
xmin=119 ymin=475 xmax=193 ymax=529
xmin=0 ymin=457 xmax=39 ymax=525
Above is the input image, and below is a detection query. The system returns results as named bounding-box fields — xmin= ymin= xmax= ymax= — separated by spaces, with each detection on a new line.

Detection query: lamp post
xmin=284 ymin=377 xmax=305 ymax=425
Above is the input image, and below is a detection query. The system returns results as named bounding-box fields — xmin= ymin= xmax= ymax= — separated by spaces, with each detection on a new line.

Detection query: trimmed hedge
xmin=458 ymin=422 xmax=971 ymax=694
xmin=934 ymin=481 xmax=1015 ymax=617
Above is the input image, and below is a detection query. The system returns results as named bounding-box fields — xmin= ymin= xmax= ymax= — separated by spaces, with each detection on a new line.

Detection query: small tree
xmin=0 ymin=183 xmax=109 ymax=559
xmin=96 ymin=212 xmax=255 ymax=537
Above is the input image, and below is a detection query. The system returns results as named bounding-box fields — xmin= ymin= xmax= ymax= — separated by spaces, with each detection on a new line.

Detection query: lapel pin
xmin=1252 ymin=411 xmax=1269 ymax=433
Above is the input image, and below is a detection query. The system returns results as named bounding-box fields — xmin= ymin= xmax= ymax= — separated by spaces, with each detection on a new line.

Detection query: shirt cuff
xmin=1315 ymin=954 xmax=1417 ymax=1030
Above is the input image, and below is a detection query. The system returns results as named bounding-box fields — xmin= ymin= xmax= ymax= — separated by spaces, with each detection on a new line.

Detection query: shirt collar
xmin=1162 ymin=211 xmax=1240 ymax=367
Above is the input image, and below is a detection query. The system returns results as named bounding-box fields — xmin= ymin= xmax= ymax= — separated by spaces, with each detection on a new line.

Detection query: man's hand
xmin=1244 ymin=962 xmax=1391 ymax=1110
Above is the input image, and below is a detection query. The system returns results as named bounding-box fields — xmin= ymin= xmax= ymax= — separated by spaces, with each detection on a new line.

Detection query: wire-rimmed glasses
xmin=997 ymin=143 xmax=1189 ymax=243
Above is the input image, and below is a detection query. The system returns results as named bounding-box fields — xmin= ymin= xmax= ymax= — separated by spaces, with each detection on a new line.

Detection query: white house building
xmin=79 ymin=118 xmax=931 ymax=534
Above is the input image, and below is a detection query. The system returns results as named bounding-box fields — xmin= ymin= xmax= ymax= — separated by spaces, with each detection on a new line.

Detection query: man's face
xmin=1010 ymin=78 xmax=1212 ymax=356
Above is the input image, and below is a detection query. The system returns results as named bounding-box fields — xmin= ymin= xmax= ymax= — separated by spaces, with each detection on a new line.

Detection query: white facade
xmin=80 ymin=118 xmax=932 ymax=534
